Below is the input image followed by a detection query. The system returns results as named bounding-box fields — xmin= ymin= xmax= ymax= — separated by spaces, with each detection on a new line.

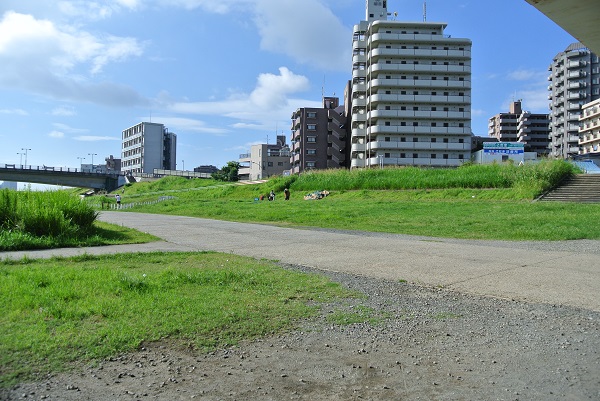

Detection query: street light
xmin=21 ymin=148 xmax=31 ymax=167
xmin=182 ymin=160 xmax=185 ymax=171
xmin=17 ymin=152 xmax=24 ymax=166
xmin=77 ymin=157 xmax=85 ymax=170
xmin=88 ymin=153 xmax=97 ymax=167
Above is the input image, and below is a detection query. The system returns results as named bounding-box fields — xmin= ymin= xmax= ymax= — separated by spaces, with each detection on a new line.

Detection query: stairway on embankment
xmin=538 ymin=174 xmax=600 ymax=203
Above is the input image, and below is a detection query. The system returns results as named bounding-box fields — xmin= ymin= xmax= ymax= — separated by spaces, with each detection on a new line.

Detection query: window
xmin=401 ymin=153 xmax=406 ymax=158
xmin=401 ymin=122 xmax=406 ymax=126
xmin=413 ymin=122 xmax=418 ymax=127
xmin=306 ymin=149 xmax=316 ymax=155
xmin=459 ymin=138 xmax=464 ymax=143
xmin=278 ymin=162 xmax=284 ymax=166
xmin=385 ymin=153 xmax=390 ymax=158
xmin=413 ymin=137 xmax=418 ymax=142
xmin=431 ymin=122 xmax=437 ymax=127
xmin=401 ymin=137 xmax=406 ymax=142
xmin=413 ymin=153 xmax=418 ymax=158
xmin=268 ymin=162 xmax=273 ymax=167
xmin=431 ymin=138 xmax=436 ymax=142
xmin=306 ymin=161 xmax=316 ymax=168
xmin=385 ymin=106 xmax=391 ymax=110
xmin=385 ymin=121 xmax=391 ymax=126
xmin=443 ymin=154 xmax=448 ymax=159
xmin=307 ymin=136 xmax=316 ymax=143
xmin=307 ymin=112 xmax=317 ymax=118
xmin=401 ymin=106 xmax=406 ymax=110
xmin=443 ymin=138 xmax=449 ymax=143
xmin=431 ymin=154 xmax=437 ymax=159
xmin=385 ymin=137 xmax=391 ymax=142
xmin=432 ymin=107 xmax=437 ymax=111
xmin=458 ymin=155 xmax=464 ymax=160
xmin=307 ymin=124 xmax=317 ymax=130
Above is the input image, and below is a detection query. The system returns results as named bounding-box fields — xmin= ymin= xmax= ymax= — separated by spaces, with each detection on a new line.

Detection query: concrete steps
xmin=539 ymin=174 xmax=600 ymax=203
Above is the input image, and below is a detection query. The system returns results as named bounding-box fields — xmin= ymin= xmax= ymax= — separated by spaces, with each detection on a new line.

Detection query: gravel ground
xmin=3 ymin=263 xmax=599 ymax=401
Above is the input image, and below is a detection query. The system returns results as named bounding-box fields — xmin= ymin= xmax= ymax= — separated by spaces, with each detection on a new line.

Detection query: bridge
xmin=0 ymin=164 xmax=126 ymax=192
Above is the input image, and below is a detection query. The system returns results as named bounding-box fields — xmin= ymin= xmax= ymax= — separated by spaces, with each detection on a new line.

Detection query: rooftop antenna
xmin=423 ymin=1 xmax=427 ymax=22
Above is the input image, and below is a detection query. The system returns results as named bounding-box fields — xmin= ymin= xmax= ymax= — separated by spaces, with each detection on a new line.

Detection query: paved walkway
xmin=2 ymin=212 xmax=599 ymax=312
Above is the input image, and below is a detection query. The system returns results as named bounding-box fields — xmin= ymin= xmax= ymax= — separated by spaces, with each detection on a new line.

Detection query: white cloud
xmin=169 ymin=67 xmax=311 ymax=129
xmin=507 ymin=69 xmax=546 ymax=82
xmin=0 ymin=108 xmax=28 ymax=115
xmin=0 ymin=11 xmax=147 ymax=106
xmin=254 ymin=0 xmax=350 ymax=71
xmin=165 ymin=67 xmax=326 ymax=135
xmin=49 ymin=130 xmax=65 ymax=138
xmin=74 ymin=135 xmax=120 ymax=141
xmin=148 ymin=117 xmax=229 ymax=135
xmin=51 ymin=106 xmax=76 ymax=116
xmin=53 ymin=123 xmax=88 ymax=134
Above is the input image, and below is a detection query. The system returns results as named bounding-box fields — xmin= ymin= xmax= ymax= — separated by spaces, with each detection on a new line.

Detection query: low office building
xmin=238 ymin=136 xmax=291 ymax=180
xmin=121 ymin=122 xmax=177 ymax=175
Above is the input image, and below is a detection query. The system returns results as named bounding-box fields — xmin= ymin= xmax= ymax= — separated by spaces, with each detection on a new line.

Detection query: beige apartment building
xmin=350 ymin=0 xmax=472 ymax=168
xmin=579 ymin=98 xmax=600 ymax=156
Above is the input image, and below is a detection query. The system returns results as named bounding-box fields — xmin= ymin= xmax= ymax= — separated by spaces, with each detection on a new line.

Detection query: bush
xmin=0 ymin=190 xmax=98 ymax=238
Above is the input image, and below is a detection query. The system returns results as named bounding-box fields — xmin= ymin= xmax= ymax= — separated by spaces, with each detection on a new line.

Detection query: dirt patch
xmin=3 ymin=265 xmax=600 ymax=400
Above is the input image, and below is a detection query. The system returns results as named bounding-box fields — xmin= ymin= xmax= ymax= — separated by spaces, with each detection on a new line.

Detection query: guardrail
xmin=0 ymin=164 xmax=122 ymax=175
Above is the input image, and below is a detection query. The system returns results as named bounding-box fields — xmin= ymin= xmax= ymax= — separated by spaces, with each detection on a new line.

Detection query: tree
xmin=212 ymin=161 xmax=240 ymax=182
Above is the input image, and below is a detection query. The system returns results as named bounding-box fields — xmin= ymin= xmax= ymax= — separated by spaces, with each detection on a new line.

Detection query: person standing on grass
xmin=269 ymin=190 xmax=275 ymax=201
xmin=284 ymin=188 xmax=290 ymax=200
xmin=115 ymin=194 xmax=121 ymax=209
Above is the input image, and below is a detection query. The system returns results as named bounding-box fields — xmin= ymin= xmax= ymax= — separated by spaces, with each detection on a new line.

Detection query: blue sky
xmin=0 ymin=0 xmax=577 ymax=173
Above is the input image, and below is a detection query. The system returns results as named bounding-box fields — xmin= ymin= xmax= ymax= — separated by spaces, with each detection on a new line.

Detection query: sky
xmin=0 ymin=0 xmax=579 ymax=175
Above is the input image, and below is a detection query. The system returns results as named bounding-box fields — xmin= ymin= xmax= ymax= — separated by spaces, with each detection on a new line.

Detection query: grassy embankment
xmin=0 ymin=190 xmax=157 ymax=251
xmin=0 ymin=252 xmax=357 ymax=387
xmin=118 ymin=160 xmax=600 ymax=241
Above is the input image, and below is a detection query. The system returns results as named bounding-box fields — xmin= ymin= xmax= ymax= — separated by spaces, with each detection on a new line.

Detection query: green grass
xmin=115 ymin=160 xmax=599 ymax=241
xmin=0 ymin=221 xmax=159 ymax=251
xmin=0 ymin=252 xmax=356 ymax=387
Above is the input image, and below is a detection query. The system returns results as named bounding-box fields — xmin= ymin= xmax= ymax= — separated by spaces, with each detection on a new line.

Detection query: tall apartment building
xmin=488 ymin=101 xmax=550 ymax=157
xmin=290 ymin=96 xmax=348 ymax=174
xmin=238 ymin=136 xmax=291 ymax=180
xmin=548 ymin=43 xmax=600 ymax=159
xmin=121 ymin=122 xmax=177 ymax=175
xmin=350 ymin=0 xmax=472 ymax=169
xmin=579 ymin=98 xmax=600 ymax=157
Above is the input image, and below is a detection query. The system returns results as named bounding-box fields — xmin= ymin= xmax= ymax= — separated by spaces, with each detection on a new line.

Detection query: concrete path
xmin=2 ymin=211 xmax=599 ymax=312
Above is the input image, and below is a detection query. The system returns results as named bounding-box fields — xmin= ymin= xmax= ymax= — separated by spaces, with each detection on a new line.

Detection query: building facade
xmin=350 ymin=1 xmax=472 ymax=169
xmin=121 ymin=122 xmax=177 ymax=175
xmin=290 ymin=96 xmax=348 ymax=174
xmin=548 ymin=43 xmax=600 ymax=159
xmin=488 ymin=101 xmax=550 ymax=157
xmin=579 ymin=98 xmax=600 ymax=157
xmin=238 ymin=136 xmax=291 ymax=180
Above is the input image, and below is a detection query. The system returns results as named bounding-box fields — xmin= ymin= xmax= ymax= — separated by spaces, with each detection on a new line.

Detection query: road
xmin=3 ymin=211 xmax=599 ymax=312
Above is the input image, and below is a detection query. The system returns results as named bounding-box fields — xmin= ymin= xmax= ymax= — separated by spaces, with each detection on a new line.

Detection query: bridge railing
xmin=0 ymin=164 xmax=123 ymax=175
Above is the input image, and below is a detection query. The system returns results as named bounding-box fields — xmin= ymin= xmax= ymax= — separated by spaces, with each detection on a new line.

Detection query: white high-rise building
xmin=350 ymin=0 xmax=472 ymax=168
xmin=121 ymin=122 xmax=177 ymax=175
xmin=548 ymin=43 xmax=600 ymax=159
